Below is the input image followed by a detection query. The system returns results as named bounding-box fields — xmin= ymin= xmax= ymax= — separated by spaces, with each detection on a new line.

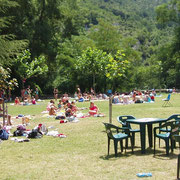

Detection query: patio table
xmin=126 ymin=118 xmax=168 ymax=154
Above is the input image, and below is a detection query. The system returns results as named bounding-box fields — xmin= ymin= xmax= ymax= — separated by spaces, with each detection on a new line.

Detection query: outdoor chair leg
xmin=132 ymin=132 xmax=135 ymax=146
xmin=114 ymin=140 xmax=118 ymax=157
xmin=171 ymin=139 xmax=175 ymax=153
xmin=130 ymin=136 xmax=134 ymax=153
xmin=154 ymin=136 xmax=156 ymax=155
xmin=165 ymin=140 xmax=169 ymax=155
xmin=120 ymin=140 xmax=123 ymax=152
xmin=108 ymin=138 xmax=110 ymax=155
xmin=177 ymin=154 xmax=180 ymax=180
xmin=163 ymin=101 xmax=167 ymax=107
xmin=125 ymin=143 xmax=126 ymax=153
xmin=125 ymin=138 xmax=128 ymax=148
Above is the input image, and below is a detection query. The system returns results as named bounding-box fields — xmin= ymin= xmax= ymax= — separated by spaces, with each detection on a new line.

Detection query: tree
xmin=13 ymin=49 xmax=48 ymax=88
xmin=76 ymin=47 xmax=130 ymax=92
xmin=76 ymin=47 xmax=109 ymax=92
xmin=0 ymin=0 xmax=27 ymax=65
xmin=88 ymin=19 xmax=122 ymax=54
xmin=156 ymin=0 xmax=180 ymax=88
xmin=105 ymin=50 xmax=130 ymax=91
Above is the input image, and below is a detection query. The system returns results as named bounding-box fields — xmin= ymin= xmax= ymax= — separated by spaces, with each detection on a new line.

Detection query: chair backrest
xmin=117 ymin=115 xmax=136 ymax=128
xmin=167 ymin=114 xmax=180 ymax=122
xmin=167 ymin=94 xmax=171 ymax=101
xmin=171 ymin=122 xmax=180 ymax=137
xmin=160 ymin=121 xmax=176 ymax=133
xmin=103 ymin=122 xmax=119 ymax=139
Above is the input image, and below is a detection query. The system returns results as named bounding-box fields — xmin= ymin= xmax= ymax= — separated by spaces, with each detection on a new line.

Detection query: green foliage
xmin=76 ymin=47 xmax=109 ymax=91
xmin=88 ymin=19 xmax=122 ymax=54
xmin=106 ymin=50 xmax=129 ymax=79
xmin=0 ymin=0 xmax=27 ymax=65
xmin=155 ymin=0 xmax=180 ymax=88
xmin=1 ymin=0 xmax=179 ymax=93
xmin=0 ymin=66 xmax=18 ymax=89
xmin=14 ymin=49 xmax=48 ymax=80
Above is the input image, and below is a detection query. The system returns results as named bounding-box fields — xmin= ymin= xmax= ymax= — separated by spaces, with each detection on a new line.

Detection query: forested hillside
xmin=0 ymin=0 xmax=179 ymax=95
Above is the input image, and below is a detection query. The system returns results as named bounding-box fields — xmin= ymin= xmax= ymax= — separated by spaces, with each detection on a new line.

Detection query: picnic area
xmin=0 ymin=93 xmax=180 ymax=180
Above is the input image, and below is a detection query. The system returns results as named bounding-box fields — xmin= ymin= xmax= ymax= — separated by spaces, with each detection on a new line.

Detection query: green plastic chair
xmin=103 ymin=122 xmax=134 ymax=157
xmin=154 ymin=121 xmax=180 ymax=155
xmin=117 ymin=115 xmax=140 ymax=146
xmin=159 ymin=114 xmax=180 ymax=147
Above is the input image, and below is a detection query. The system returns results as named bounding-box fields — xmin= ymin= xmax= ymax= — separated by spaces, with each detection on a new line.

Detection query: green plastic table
xmin=126 ymin=118 xmax=168 ymax=154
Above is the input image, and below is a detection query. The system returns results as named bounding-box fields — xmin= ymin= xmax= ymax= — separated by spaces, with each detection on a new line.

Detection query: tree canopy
xmin=0 ymin=0 xmax=179 ymax=95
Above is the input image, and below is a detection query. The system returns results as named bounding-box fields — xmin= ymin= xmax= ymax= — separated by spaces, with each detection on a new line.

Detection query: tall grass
xmin=0 ymin=93 xmax=179 ymax=180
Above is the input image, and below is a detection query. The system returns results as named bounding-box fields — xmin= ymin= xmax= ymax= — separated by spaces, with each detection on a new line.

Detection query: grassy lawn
xmin=0 ymin=93 xmax=179 ymax=180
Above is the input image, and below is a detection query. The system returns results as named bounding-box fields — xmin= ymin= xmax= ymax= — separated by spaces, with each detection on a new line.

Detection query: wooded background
xmin=0 ymin=0 xmax=179 ymax=95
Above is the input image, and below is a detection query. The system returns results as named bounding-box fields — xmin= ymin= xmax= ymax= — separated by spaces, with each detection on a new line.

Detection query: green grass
xmin=0 ymin=94 xmax=179 ymax=180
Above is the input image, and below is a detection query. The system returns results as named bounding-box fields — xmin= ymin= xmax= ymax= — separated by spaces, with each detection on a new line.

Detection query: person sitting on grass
xmin=31 ymin=96 xmax=36 ymax=105
xmin=88 ymin=101 xmax=105 ymax=117
xmin=0 ymin=98 xmax=12 ymax=126
xmin=65 ymin=105 xmax=76 ymax=121
xmin=71 ymin=101 xmax=78 ymax=114
xmin=15 ymin=97 xmax=21 ymax=105
xmin=65 ymin=107 xmax=74 ymax=118
xmin=49 ymin=105 xmax=57 ymax=116
xmin=58 ymin=99 xmax=62 ymax=110
xmin=23 ymin=97 xmax=29 ymax=105
xmin=89 ymin=101 xmax=99 ymax=116
xmin=47 ymin=100 xmax=57 ymax=115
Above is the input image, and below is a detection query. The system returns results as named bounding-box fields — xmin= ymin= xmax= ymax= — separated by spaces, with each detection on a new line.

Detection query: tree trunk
xmin=109 ymin=95 xmax=112 ymax=123
xmin=2 ymin=100 xmax=5 ymax=126
xmin=93 ymin=73 xmax=96 ymax=93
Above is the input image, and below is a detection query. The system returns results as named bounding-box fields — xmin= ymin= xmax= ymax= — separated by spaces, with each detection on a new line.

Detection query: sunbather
xmin=47 ymin=100 xmax=57 ymax=115
xmin=15 ymin=97 xmax=21 ymax=105
xmin=31 ymin=96 xmax=36 ymax=105
xmin=89 ymin=101 xmax=98 ymax=116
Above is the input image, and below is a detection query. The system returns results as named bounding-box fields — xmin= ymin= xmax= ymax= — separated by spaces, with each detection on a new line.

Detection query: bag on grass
xmin=13 ymin=130 xmax=24 ymax=136
xmin=28 ymin=129 xmax=43 ymax=138
xmin=0 ymin=129 xmax=9 ymax=140
xmin=55 ymin=116 xmax=65 ymax=120
xmin=13 ymin=125 xmax=26 ymax=137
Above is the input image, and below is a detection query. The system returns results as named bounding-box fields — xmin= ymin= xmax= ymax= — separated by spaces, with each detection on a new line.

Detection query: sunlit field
xmin=0 ymin=93 xmax=180 ymax=180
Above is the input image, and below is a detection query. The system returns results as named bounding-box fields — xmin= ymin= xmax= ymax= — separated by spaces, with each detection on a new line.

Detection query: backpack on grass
xmin=0 ymin=129 xmax=9 ymax=140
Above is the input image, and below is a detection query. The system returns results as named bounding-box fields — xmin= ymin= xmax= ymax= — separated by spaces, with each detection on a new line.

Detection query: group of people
xmin=14 ymin=96 xmax=37 ymax=106
xmin=46 ymin=97 xmax=100 ymax=120
xmin=13 ymin=86 xmax=40 ymax=105
xmin=0 ymin=85 xmax=160 ymax=127
xmin=21 ymin=86 xmax=39 ymax=102
xmin=112 ymin=90 xmax=156 ymax=104
xmin=74 ymin=88 xmax=108 ymax=102
xmin=53 ymin=87 xmax=108 ymax=103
